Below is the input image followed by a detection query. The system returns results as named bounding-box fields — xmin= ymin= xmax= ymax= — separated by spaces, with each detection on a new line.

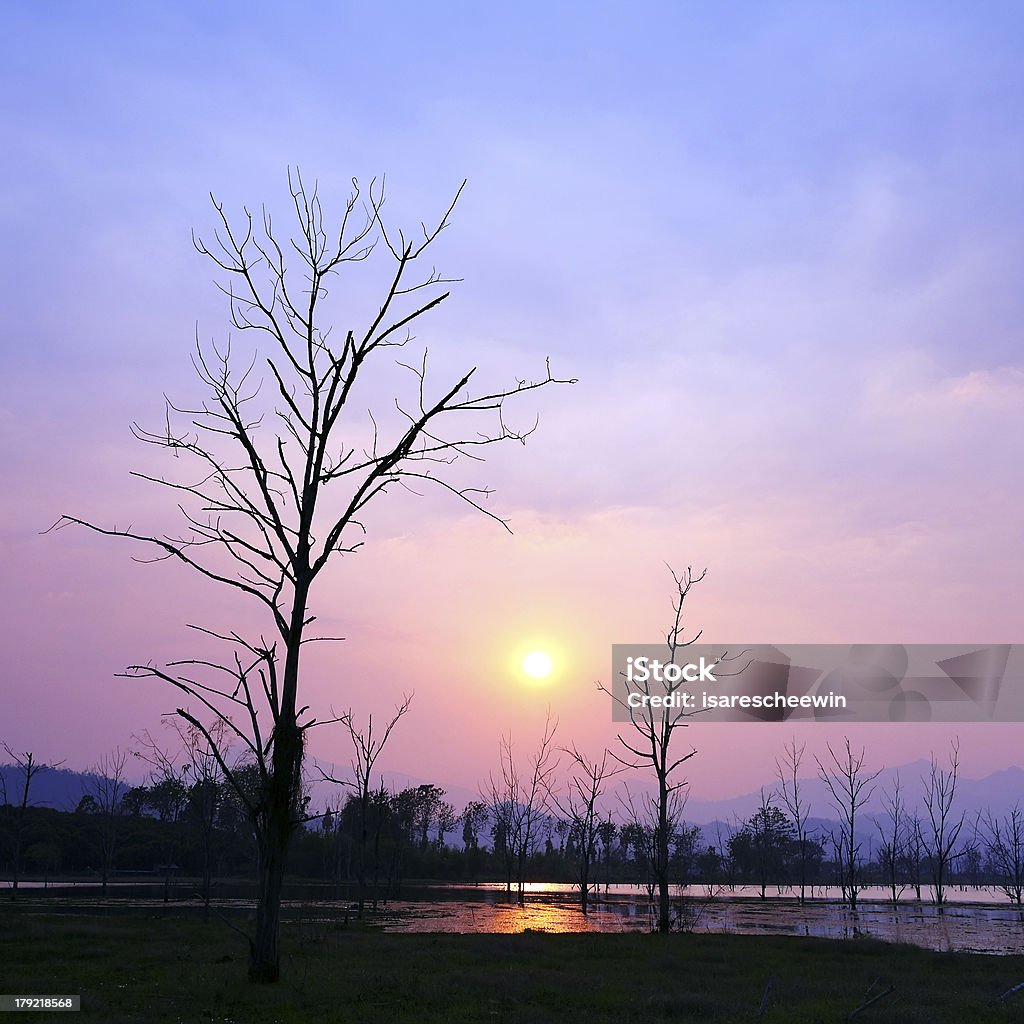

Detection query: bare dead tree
xmin=815 ymin=738 xmax=880 ymax=909
xmin=486 ymin=765 xmax=517 ymax=895
xmin=712 ymin=817 xmax=737 ymax=892
xmin=922 ymin=741 xmax=965 ymax=905
xmin=321 ymin=792 xmax=349 ymax=898
xmin=51 ymin=172 xmax=572 ymax=981
xmin=133 ymin=727 xmax=191 ymax=903
xmin=617 ymin=785 xmax=662 ymax=912
xmin=618 ymin=780 xmax=695 ymax=928
xmin=775 ymin=738 xmax=812 ymax=903
xmin=601 ymin=566 xmax=705 ymax=933
xmin=319 ymin=695 xmax=411 ymax=918
xmin=876 ymin=771 xmax=906 ymax=903
xmin=1 ymin=746 xmax=63 ymax=898
xmin=81 ymin=748 xmax=129 ymax=897
xmin=984 ymin=805 xmax=1024 ymax=904
xmin=960 ymin=811 xmax=985 ymax=887
xmin=904 ymin=813 xmax=926 ymax=901
xmin=550 ymin=746 xmax=625 ymax=913
xmin=135 ymin=719 xmax=228 ymax=905
xmin=169 ymin=716 xmax=232 ymax=918
xmin=485 ymin=712 xmax=558 ymax=901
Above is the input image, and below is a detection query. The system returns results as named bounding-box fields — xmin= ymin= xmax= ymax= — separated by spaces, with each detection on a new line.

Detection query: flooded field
xmin=372 ymin=886 xmax=1024 ymax=955
xmin=5 ymin=879 xmax=1024 ymax=954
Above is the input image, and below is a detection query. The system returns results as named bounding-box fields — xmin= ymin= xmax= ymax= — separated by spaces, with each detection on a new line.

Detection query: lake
xmin=6 ymin=880 xmax=1024 ymax=954
xmin=360 ymin=883 xmax=1024 ymax=954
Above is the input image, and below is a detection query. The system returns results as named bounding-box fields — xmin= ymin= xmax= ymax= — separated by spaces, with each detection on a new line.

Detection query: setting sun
xmin=522 ymin=650 xmax=554 ymax=680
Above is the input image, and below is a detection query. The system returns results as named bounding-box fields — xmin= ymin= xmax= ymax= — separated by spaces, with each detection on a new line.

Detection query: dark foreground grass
xmin=1 ymin=909 xmax=1022 ymax=1023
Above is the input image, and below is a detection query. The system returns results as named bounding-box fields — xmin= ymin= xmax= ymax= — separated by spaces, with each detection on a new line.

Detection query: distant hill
xmin=0 ymin=764 xmax=135 ymax=811
xmin=4 ymin=758 xmax=1022 ymax=830
xmin=682 ymin=762 xmax=1024 ymax=826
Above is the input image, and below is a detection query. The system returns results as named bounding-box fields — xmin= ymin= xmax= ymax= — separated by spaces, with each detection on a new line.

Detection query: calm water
xmin=363 ymin=884 xmax=1024 ymax=954
xmin=6 ymin=880 xmax=1024 ymax=954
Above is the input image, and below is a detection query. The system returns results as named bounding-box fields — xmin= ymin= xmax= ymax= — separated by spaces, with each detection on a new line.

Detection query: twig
xmin=849 ymin=977 xmax=895 ymax=1019
xmin=189 ymin=888 xmax=253 ymax=943
xmin=998 ymin=979 xmax=1024 ymax=1002
xmin=758 ymin=976 xmax=775 ymax=1017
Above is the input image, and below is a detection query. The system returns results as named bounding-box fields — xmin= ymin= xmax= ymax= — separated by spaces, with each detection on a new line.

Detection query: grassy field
xmin=1 ymin=908 xmax=1023 ymax=1023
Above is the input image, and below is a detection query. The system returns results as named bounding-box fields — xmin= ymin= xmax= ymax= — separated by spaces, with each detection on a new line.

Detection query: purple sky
xmin=2 ymin=3 xmax=1023 ymax=803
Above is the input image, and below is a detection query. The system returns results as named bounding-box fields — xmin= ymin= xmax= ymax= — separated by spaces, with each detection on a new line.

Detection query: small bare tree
xmin=602 ymin=566 xmax=705 ymax=933
xmin=53 ymin=173 xmax=571 ymax=981
xmin=80 ymin=748 xmax=129 ymax=897
xmin=134 ymin=728 xmax=191 ymax=903
xmin=1 ymin=746 xmax=63 ymax=897
xmin=922 ymin=741 xmax=965 ymax=905
xmin=815 ymin=738 xmax=880 ymax=909
xmin=485 ymin=713 xmax=558 ymax=901
xmin=876 ymin=772 xmax=906 ymax=903
xmin=550 ymin=746 xmax=624 ymax=913
xmin=775 ymin=738 xmax=813 ymax=902
xmin=904 ymin=813 xmax=926 ymax=901
xmin=984 ymin=805 xmax=1024 ymax=904
xmin=617 ymin=786 xmax=662 ymax=912
xmin=175 ymin=716 xmax=231 ymax=917
xmin=960 ymin=812 xmax=985 ymax=887
xmin=319 ymin=696 xmax=411 ymax=917
xmin=135 ymin=719 xmax=228 ymax=905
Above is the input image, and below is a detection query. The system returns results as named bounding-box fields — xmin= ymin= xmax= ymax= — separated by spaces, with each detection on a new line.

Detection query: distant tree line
xmin=0 ymin=763 xmax=257 ymax=894
xmin=4 ymin=762 xmax=1024 ymax=912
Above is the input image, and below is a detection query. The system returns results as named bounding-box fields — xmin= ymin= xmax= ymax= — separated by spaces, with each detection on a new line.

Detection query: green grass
xmin=1 ymin=909 xmax=1022 ymax=1023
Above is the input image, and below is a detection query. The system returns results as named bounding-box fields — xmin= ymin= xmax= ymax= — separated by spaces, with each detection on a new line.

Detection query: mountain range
xmin=4 ymin=760 xmax=1022 ymax=828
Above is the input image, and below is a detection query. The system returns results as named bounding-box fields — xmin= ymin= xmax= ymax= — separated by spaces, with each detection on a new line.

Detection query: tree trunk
xmin=371 ymin=810 xmax=382 ymax=912
xmin=249 ymin=835 xmax=285 ymax=983
xmin=10 ymin=827 xmax=21 ymax=898
xmin=357 ymin=794 xmax=368 ymax=918
xmin=657 ymin=777 xmax=670 ymax=933
xmin=247 ymin=710 xmax=302 ymax=983
xmin=202 ymin=855 xmax=212 ymax=923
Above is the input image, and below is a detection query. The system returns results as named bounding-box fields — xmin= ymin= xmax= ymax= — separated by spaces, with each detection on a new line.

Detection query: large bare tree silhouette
xmin=55 ymin=171 xmax=572 ymax=981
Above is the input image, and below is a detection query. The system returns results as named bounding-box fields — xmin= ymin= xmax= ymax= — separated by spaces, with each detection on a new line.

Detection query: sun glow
xmin=502 ymin=634 xmax=569 ymax=690
xmin=522 ymin=650 xmax=554 ymax=680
